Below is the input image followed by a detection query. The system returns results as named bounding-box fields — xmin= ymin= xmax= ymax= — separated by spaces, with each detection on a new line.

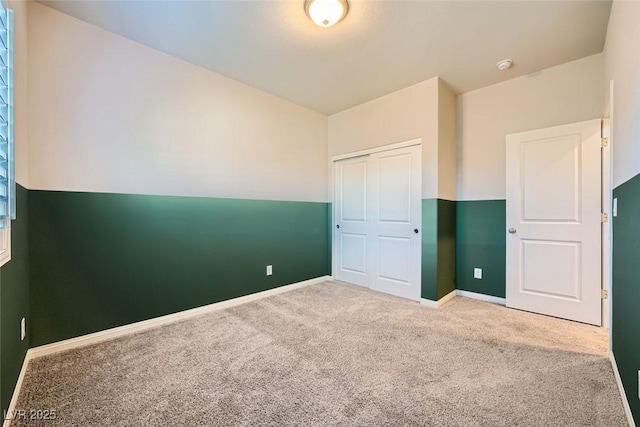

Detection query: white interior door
xmin=334 ymin=155 xmax=370 ymax=287
xmin=505 ymin=119 xmax=602 ymax=325
xmin=333 ymin=143 xmax=422 ymax=300
xmin=368 ymin=146 xmax=422 ymax=300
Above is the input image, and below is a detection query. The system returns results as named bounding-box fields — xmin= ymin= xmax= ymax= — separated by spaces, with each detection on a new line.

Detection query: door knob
xmin=336 ymin=225 xmax=340 ymax=229
xmin=508 ymin=228 xmax=517 ymax=234
xmin=414 ymin=229 xmax=419 ymax=234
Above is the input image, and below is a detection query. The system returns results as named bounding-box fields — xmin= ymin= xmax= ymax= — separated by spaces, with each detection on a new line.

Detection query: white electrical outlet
xmin=266 ymin=265 xmax=273 ymax=276
xmin=474 ymin=268 xmax=482 ymax=279
xmin=20 ymin=318 xmax=25 ymax=341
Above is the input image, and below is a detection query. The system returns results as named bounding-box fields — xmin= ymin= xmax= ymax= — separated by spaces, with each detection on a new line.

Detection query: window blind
xmin=0 ymin=5 xmax=14 ymax=224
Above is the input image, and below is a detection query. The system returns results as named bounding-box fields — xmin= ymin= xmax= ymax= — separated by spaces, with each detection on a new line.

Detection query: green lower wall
xmin=327 ymin=199 xmax=453 ymax=302
xmin=11 ymin=188 xmax=636 ymax=420
xmin=612 ymin=174 xmax=640 ymax=423
xmin=1 ymin=184 xmax=30 ymax=414
xmin=421 ymin=199 xmax=456 ymax=301
xmin=295 ymin=198 xmax=498 ymax=303
xmin=28 ymin=191 xmax=329 ymax=347
xmin=437 ymin=200 xmax=456 ymax=300
xmin=327 ymin=204 xmax=332 ymax=274
xmin=454 ymin=192 xmax=639 ymax=421
xmin=456 ymin=200 xmax=506 ymax=298
xmin=421 ymin=200 xmax=438 ymax=300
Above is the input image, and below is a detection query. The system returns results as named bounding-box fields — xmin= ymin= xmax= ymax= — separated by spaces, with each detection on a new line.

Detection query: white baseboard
xmin=28 ymin=276 xmax=331 ymax=360
xmin=610 ymin=351 xmax=637 ymax=427
xmin=420 ymin=298 xmax=438 ymax=308
xmin=3 ymin=349 xmax=30 ymax=427
xmin=420 ymin=289 xmax=456 ymax=308
xmin=439 ymin=290 xmax=457 ymax=306
xmin=4 ymin=278 xmax=627 ymax=427
xmin=2 ymin=275 xmax=331 ymax=427
xmin=455 ymin=290 xmax=506 ymax=305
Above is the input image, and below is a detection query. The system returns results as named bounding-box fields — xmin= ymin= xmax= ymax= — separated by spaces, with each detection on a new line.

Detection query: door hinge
xmin=602 ymin=137 xmax=609 ymax=148
xmin=601 ymin=213 xmax=608 ymax=223
xmin=601 ymin=289 xmax=609 ymax=299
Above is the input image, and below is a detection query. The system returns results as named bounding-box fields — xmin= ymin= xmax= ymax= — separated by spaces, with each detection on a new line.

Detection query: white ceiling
xmin=38 ymin=0 xmax=612 ymax=115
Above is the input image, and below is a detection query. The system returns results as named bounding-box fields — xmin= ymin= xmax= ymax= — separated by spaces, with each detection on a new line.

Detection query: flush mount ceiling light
xmin=305 ymin=0 xmax=349 ymax=28
xmin=496 ymin=59 xmax=513 ymax=71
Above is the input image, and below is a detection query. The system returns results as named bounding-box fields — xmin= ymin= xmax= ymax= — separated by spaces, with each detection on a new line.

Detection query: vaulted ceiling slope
xmin=38 ymin=0 xmax=612 ymax=115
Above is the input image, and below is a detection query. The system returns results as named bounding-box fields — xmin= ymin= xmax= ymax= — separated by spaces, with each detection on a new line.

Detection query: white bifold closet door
xmin=334 ymin=144 xmax=422 ymax=301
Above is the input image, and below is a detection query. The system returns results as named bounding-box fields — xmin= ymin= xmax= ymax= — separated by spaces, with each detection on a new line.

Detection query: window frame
xmin=0 ymin=3 xmax=14 ymax=268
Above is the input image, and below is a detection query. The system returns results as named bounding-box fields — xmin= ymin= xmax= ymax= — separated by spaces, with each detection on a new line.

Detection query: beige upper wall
xmin=437 ymin=79 xmax=457 ymax=201
xmin=22 ymin=1 xmax=621 ymax=203
xmin=604 ymin=0 xmax=640 ymax=188
xmin=9 ymin=0 xmax=27 ymax=187
xmin=27 ymin=2 xmax=328 ymax=202
xmin=328 ymin=77 xmax=450 ymax=200
xmin=457 ymin=53 xmax=604 ymax=201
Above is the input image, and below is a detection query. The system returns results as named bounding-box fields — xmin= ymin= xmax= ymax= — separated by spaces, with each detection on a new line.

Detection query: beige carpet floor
xmin=11 ymin=280 xmax=627 ymax=426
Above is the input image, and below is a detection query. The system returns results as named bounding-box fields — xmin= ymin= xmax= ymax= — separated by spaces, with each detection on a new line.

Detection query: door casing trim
xmin=331 ymin=138 xmax=422 ymax=162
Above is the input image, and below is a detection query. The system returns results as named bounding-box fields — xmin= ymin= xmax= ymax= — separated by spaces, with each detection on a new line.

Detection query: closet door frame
xmin=331 ymin=138 xmax=422 ymax=300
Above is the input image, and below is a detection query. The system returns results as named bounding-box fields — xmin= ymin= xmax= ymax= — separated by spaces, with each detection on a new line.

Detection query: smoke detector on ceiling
xmin=496 ymin=59 xmax=513 ymax=71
